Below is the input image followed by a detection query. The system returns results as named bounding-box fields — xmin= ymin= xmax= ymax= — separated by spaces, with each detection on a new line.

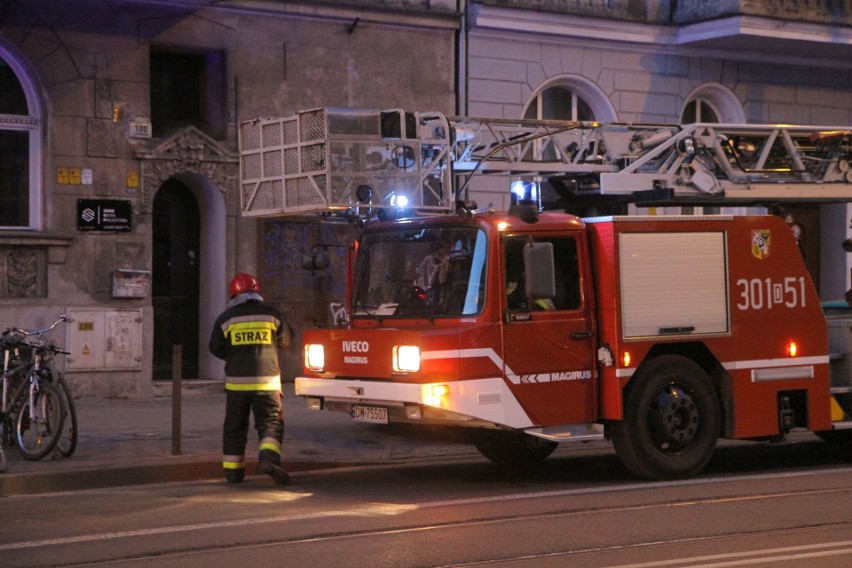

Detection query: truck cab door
xmin=501 ymin=234 xmax=597 ymax=427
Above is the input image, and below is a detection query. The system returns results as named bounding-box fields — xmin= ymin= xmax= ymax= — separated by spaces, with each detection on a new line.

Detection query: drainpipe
xmin=456 ymin=0 xmax=469 ymax=116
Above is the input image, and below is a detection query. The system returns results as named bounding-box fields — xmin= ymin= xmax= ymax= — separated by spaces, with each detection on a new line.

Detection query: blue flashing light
xmin=510 ymin=180 xmax=538 ymax=203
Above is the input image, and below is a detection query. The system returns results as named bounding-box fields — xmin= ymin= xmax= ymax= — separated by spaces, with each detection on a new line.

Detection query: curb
xmin=0 ymin=458 xmax=366 ymax=497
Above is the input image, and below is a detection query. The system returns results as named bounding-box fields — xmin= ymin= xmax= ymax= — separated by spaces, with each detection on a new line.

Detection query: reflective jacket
xmin=209 ymin=293 xmax=291 ymax=391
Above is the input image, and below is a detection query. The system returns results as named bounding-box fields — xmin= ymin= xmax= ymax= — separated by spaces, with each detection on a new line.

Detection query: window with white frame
xmin=681 ymin=83 xmax=744 ymax=125
xmin=0 ymin=50 xmax=41 ymax=230
xmin=524 ymin=75 xmax=618 ymax=123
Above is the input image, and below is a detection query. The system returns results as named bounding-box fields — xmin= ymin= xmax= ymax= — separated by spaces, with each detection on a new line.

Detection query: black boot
xmin=225 ymin=468 xmax=245 ymax=484
xmin=258 ymin=450 xmax=290 ymax=485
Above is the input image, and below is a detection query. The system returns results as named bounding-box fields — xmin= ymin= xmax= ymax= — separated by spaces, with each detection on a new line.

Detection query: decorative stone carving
xmin=134 ymin=126 xmax=238 ymax=212
xmin=1 ymin=248 xmax=46 ymax=298
xmin=673 ymin=0 xmax=852 ymax=25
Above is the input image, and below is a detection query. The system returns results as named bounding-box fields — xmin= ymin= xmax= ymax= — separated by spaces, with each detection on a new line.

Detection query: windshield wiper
xmin=352 ymin=302 xmax=379 ymax=316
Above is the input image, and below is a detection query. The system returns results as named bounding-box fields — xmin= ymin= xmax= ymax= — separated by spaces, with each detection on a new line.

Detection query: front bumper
xmin=294 ymin=376 xmax=535 ymax=429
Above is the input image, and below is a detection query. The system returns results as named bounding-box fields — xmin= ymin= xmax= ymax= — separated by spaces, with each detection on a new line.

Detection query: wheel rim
xmin=648 ymin=384 xmax=700 ymax=453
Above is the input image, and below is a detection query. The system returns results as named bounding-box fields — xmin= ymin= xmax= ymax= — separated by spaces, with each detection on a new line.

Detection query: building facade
xmin=1 ymin=0 xmax=850 ymax=395
xmin=463 ymin=0 xmax=852 ymax=298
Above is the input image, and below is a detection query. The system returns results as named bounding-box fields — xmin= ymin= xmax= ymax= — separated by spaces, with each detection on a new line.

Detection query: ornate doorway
xmin=137 ymin=126 xmax=236 ymax=381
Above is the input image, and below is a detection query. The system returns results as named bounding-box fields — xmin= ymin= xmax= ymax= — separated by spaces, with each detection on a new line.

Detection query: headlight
xmin=305 ymin=344 xmax=325 ymax=371
xmin=393 ymin=345 xmax=420 ymax=372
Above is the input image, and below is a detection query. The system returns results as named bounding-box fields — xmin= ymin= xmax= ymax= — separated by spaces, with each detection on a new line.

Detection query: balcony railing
xmin=673 ymin=0 xmax=852 ymax=25
xmin=477 ymin=0 xmax=852 ymax=25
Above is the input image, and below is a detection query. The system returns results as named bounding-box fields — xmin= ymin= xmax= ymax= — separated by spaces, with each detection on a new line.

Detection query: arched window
xmin=524 ymin=76 xmax=616 ymax=123
xmin=0 ymin=48 xmax=42 ymax=229
xmin=681 ymin=83 xmax=744 ymax=125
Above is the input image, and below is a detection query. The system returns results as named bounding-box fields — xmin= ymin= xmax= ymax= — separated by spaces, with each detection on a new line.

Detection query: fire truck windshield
xmin=352 ymin=226 xmax=487 ymax=318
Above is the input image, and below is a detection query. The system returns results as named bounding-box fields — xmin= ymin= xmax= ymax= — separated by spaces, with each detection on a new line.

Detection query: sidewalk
xmin=0 ymin=382 xmax=484 ymax=497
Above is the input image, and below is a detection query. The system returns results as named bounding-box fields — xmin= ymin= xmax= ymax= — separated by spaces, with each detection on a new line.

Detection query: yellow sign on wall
xmin=57 ymin=167 xmax=89 ymax=185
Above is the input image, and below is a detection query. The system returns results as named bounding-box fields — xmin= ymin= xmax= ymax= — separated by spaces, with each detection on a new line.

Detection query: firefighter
xmin=209 ymin=272 xmax=292 ymax=485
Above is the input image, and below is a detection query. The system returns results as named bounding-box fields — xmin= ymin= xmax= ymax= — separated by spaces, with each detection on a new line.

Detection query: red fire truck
xmin=240 ymin=108 xmax=852 ymax=479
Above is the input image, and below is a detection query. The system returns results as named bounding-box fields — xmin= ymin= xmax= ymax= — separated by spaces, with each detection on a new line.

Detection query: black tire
xmin=471 ymin=429 xmax=557 ymax=467
xmin=0 ymin=443 xmax=6 ymax=473
xmin=610 ymin=355 xmax=721 ymax=480
xmin=15 ymin=381 xmax=66 ymax=460
xmin=55 ymin=374 xmax=78 ymax=458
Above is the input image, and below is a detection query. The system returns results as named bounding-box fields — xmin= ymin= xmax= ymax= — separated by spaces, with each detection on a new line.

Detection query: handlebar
xmin=2 ymin=315 xmax=68 ymax=350
xmin=8 ymin=314 xmax=68 ymax=338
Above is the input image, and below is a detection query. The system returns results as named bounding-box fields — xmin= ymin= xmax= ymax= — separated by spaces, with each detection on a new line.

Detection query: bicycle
xmin=1 ymin=316 xmax=69 ymax=461
xmin=23 ymin=335 xmax=77 ymax=458
xmin=19 ymin=316 xmax=78 ymax=458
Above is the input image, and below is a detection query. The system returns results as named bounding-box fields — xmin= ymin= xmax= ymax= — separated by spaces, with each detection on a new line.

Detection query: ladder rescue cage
xmin=239 ymin=108 xmax=454 ymax=217
xmin=238 ymin=107 xmax=852 ymax=217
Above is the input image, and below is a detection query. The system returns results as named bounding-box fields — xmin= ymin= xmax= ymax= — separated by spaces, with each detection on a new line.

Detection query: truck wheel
xmin=611 ymin=355 xmax=720 ymax=480
xmin=471 ymin=430 xmax=557 ymax=468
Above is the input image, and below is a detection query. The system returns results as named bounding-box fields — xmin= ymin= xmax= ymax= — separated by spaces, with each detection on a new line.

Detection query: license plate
xmin=351 ymin=405 xmax=388 ymax=424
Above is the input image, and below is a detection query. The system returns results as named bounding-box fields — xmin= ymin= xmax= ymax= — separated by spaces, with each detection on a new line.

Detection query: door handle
xmin=570 ymin=331 xmax=592 ymax=339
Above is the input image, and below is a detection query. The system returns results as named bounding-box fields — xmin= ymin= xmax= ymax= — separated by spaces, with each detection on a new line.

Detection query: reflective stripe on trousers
xmin=223 ymin=454 xmax=245 ymax=470
xmin=225 ymin=375 xmax=281 ymax=391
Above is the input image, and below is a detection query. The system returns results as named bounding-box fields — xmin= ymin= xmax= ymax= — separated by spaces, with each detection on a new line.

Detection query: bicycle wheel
xmin=55 ymin=374 xmax=78 ymax=457
xmin=0 ymin=441 xmax=6 ymax=473
xmin=15 ymin=381 xmax=66 ymax=460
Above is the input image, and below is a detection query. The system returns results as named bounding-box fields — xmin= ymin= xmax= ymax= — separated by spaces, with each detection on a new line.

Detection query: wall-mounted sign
xmin=128 ymin=117 xmax=152 ymax=139
xmin=77 ymin=199 xmax=132 ymax=232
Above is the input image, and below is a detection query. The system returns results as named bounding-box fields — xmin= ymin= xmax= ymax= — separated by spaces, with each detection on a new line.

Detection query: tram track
xmin=11 ymin=468 xmax=848 ymax=567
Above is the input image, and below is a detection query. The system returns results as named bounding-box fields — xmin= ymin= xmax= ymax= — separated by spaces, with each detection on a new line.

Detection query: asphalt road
xmin=1 ymin=438 xmax=850 ymax=568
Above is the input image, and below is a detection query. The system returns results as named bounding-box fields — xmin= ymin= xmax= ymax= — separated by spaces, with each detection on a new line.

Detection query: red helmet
xmin=229 ymin=273 xmax=261 ymax=298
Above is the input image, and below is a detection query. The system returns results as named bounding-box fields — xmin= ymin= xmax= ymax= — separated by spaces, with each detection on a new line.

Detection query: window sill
xmin=0 ymin=232 xmax=73 ymax=264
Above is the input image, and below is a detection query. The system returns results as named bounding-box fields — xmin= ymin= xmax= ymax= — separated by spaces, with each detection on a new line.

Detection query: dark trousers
xmin=223 ymin=390 xmax=284 ymax=465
